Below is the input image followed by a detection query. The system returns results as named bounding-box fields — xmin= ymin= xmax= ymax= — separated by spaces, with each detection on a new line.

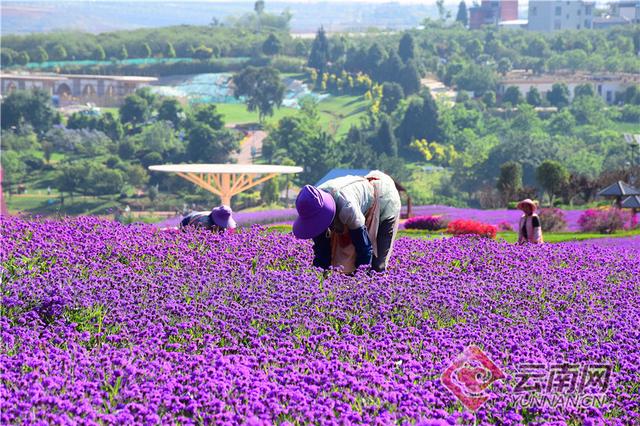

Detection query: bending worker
xmin=292 ymin=170 xmax=401 ymax=273
xmin=517 ymin=199 xmax=543 ymax=244
xmin=180 ymin=205 xmax=237 ymax=233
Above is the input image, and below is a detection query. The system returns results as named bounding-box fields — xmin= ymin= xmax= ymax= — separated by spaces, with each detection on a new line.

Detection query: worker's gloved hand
xmin=349 ymin=226 xmax=373 ymax=268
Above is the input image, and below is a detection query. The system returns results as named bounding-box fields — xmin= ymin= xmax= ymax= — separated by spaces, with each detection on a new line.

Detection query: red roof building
xmin=469 ymin=0 xmax=518 ymax=29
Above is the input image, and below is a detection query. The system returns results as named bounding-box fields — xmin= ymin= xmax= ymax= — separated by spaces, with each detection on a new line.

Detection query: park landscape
xmin=2 ymin=0 xmax=640 ymax=424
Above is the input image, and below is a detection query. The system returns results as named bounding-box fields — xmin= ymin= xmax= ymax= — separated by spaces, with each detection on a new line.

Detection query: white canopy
xmin=149 ymin=163 xmax=303 ymax=205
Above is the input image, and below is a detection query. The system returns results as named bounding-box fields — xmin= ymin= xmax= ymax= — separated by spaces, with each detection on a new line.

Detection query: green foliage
xmin=536 ymin=160 xmax=569 ymax=206
xmin=142 ymin=43 xmax=152 ymax=58
xmin=398 ymin=33 xmax=415 ymax=63
xmin=546 ymin=83 xmax=570 ymax=109
xmin=497 ymin=161 xmax=523 ymax=204
xmin=164 ymin=42 xmax=176 ymax=58
xmin=1 ymin=89 xmax=60 ymax=133
xmin=308 ymin=27 xmax=330 ymax=74
xmin=157 ymin=98 xmax=184 ymax=128
xmin=502 ymin=86 xmax=523 ymax=106
xmin=262 ymin=34 xmax=282 ymax=56
xmin=186 ymin=125 xmax=240 ymax=163
xmin=526 ymin=87 xmax=542 ymax=107
xmin=1 ymin=151 xmax=26 ymax=193
xmin=381 ymin=82 xmax=404 ymax=114
xmin=233 ymin=66 xmax=285 ymax=122
xmin=119 ymin=95 xmax=149 ymax=127
xmin=51 ymin=44 xmax=68 ymax=61
xmin=118 ymin=44 xmax=128 ymax=60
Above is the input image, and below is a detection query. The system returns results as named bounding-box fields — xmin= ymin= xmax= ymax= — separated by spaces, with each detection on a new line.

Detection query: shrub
xmin=404 ymin=215 xmax=448 ymax=231
xmin=446 ymin=219 xmax=497 ymax=239
xmin=578 ymin=208 xmax=631 ymax=234
xmin=538 ymin=207 xmax=567 ymax=232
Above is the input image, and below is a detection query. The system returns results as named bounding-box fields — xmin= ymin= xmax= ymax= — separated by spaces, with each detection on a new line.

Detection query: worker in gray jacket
xmin=292 ymin=170 xmax=401 ymax=273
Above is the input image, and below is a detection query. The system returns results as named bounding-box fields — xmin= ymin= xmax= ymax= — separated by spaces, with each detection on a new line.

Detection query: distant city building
xmin=527 ymin=0 xmax=594 ymax=31
xmin=497 ymin=70 xmax=640 ymax=104
xmin=593 ymin=0 xmax=640 ymax=28
xmin=469 ymin=0 xmax=519 ymax=29
xmin=0 ymin=73 xmax=157 ymax=107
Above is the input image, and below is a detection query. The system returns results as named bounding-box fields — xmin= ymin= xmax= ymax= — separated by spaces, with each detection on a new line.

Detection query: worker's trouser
xmin=372 ymin=217 xmax=398 ymax=273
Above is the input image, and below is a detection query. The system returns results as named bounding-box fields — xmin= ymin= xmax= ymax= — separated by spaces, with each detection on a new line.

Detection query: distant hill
xmin=1 ymin=1 xmax=438 ymax=35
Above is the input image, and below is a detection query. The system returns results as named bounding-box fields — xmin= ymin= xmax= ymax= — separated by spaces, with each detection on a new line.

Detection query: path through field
xmin=233 ymin=130 xmax=268 ymax=164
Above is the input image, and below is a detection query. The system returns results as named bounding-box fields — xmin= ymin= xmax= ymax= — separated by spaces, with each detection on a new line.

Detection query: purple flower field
xmin=2 ymin=216 xmax=639 ymax=425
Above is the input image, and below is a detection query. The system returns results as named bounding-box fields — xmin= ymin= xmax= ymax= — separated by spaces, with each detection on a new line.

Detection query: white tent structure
xmin=149 ymin=164 xmax=303 ymax=206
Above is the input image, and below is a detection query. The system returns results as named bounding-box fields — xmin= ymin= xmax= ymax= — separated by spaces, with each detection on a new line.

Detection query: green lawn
xmin=214 ymin=94 xmax=368 ymax=137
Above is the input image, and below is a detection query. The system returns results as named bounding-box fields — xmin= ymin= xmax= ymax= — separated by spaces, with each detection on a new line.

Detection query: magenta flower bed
xmin=408 ymin=205 xmax=586 ymax=231
xmin=562 ymin=235 xmax=640 ymax=251
xmin=2 ymin=216 xmax=639 ymax=424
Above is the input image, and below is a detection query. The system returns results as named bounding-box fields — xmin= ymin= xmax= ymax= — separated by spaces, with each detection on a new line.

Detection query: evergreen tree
xmin=262 ymin=33 xmax=282 ymax=56
xmin=502 ymin=86 xmax=523 ymax=106
xmin=308 ymin=27 xmax=330 ymax=73
xmin=52 ymin=44 xmax=67 ymax=60
xmin=399 ymin=60 xmax=421 ymax=95
xmin=375 ymin=116 xmax=398 ymax=157
xmin=381 ymin=50 xmax=403 ymax=83
xmin=398 ymin=33 xmax=415 ymax=63
xmin=94 ymin=45 xmax=106 ymax=61
xmin=456 ymin=1 xmax=468 ymax=27
xmin=34 ymin=46 xmax=48 ymax=62
xmin=547 ymin=83 xmax=570 ymax=108
xmin=526 ymin=87 xmax=542 ymax=106
xmin=381 ymin=82 xmax=405 ymax=114
xmin=366 ymin=43 xmax=385 ymax=79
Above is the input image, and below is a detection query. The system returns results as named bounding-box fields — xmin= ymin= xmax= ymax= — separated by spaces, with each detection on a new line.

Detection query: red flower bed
xmin=446 ymin=219 xmax=497 ymax=239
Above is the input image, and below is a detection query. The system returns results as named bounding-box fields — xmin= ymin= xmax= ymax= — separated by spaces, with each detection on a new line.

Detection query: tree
xmin=381 ymin=51 xmax=403 ymax=83
xmin=546 ymin=83 xmax=570 ymax=108
xmin=0 ymin=151 xmax=26 ymax=195
xmin=397 ymin=89 xmax=443 ymax=153
xmin=165 ymin=42 xmax=176 ymax=58
xmin=436 ymin=0 xmax=451 ymax=21
xmin=482 ymin=91 xmax=496 ymax=107
xmin=574 ymin=83 xmax=595 ymax=99
xmin=467 ymin=40 xmax=483 ymax=59
xmin=187 ymin=124 xmax=239 ymax=163
xmin=158 ymin=98 xmax=183 ymax=128
xmin=502 ymin=86 xmax=523 ymax=106
xmin=456 ymin=1 xmax=468 ymax=27
xmin=94 ymin=45 xmax=106 ymax=61
xmin=497 ymin=57 xmax=512 ymax=76
xmin=260 ymin=178 xmax=279 ymax=204
xmin=262 ymin=33 xmax=282 ymax=56
xmin=119 ymin=45 xmax=128 ymax=60
xmin=192 ymin=104 xmax=224 ymax=130
xmin=308 ymin=27 xmax=330 ymax=73
xmin=496 ymin=161 xmax=522 ymax=204
xmin=56 ymin=161 xmax=87 ymax=201
xmin=193 ymin=45 xmax=214 ymax=59
xmin=381 ymin=82 xmax=404 ymax=114
xmin=399 ymin=60 xmax=421 ymax=96
xmin=526 ymin=87 xmax=542 ymax=106
xmin=33 ymin=46 xmax=48 ymax=63
xmin=294 ymin=40 xmax=308 ymax=57
xmin=86 ymin=164 xmax=126 ymax=197
xmin=365 ymin=43 xmax=385 ymax=79
xmin=142 ymin=43 xmax=152 ymax=58
xmin=1 ymin=89 xmax=60 ymax=133
xmin=51 ymin=44 xmax=67 ymax=61
xmin=373 ymin=115 xmax=397 ymax=157
xmin=233 ymin=66 xmax=285 ymax=122
xmin=119 ymin=94 xmax=149 ymax=126
xmin=398 ymin=33 xmax=415 ymax=63
xmin=15 ymin=52 xmax=29 ymax=66
xmin=536 ymin=160 xmax=569 ymax=206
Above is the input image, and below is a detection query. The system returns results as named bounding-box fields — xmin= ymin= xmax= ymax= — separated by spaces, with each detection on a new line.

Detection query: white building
xmin=498 ymin=71 xmax=640 ymax=104
xmin=528 ymin=0 xmax=595 ymax=31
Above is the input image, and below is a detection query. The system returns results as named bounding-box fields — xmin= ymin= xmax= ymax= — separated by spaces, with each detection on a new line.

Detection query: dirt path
xmin=234 ymin=130 xmax=268 ymax=164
